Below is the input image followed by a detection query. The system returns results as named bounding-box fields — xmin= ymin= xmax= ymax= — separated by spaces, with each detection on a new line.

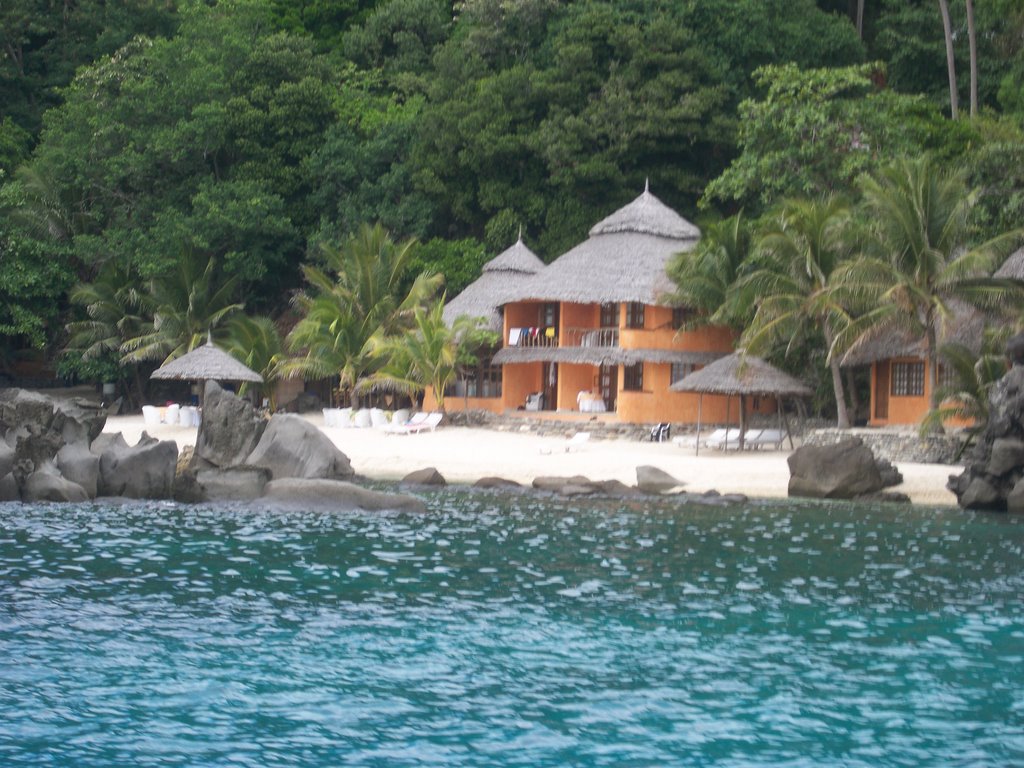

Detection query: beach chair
xmin=649 ymin=423 xmax=671 ymax=442
xmin=704 ymin=428 xmax=741 ymax=450
xmin=383 ymin=411 xmax=429 ymax=434
xmin=745 ymin=428 xmax=787 ymax=450
xmin=403 ymin=412 xmax=443 ymax=433
xmin=565 ymin=431 xmax=590 ymax=452
xmin=353 ymin=408 xmax=372 ymax=428
xmin=369 ymin=408 xmax=389 ymax=428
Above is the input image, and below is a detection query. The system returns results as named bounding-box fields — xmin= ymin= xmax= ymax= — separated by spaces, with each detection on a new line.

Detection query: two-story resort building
xmin=435 ymin=186 xmax=757 ymax=425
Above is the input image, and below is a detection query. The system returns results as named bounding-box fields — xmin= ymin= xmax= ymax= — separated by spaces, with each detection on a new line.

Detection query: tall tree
xmin=737 ymin=196 xmax=858 ymax=428
xmin=938 ymin=0 xmax=960 ymax=118
xmin=966 ymin=0 xmax=978 ymax=117
xmin=835 ymin=155 xmax=1022 ymax=418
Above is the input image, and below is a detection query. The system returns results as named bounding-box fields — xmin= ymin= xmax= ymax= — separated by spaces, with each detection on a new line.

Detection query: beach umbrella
xmin=150 ymin=337 xmax=262 ymax=406
xmin=670 ymin=352 xmax=811 ymax=454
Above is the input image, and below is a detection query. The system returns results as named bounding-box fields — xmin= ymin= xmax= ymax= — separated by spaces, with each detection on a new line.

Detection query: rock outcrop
xmin=97 ymin=432 xmax=178 ymax=499
xmin=245 ymin=413 xmax=353 ymax=480
xmin=194 ymin=381 xmax=266 ymax=468
xmin=636 ymin=465 xmax=682 ymax=494
xmin=948 ymin=365 xmax=1024 ymax=511
xmin=402 ymin=467 xmax=446 ymax=486
xmin=23 ymin=462 xmax=89 ymax=503
xmin=788 ymin=437 xmax=889 ymax=500
xmin=261 ymin=478 xmax=427 ymax=513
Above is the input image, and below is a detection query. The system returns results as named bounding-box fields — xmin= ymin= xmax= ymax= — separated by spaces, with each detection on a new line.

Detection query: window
xmin=891 ymin=361 xmax=924 ymax=396
xmin=670 ymin=363 xmax=695 ymax=385
xmin=541 ymin=303 xmax=559 ymax=328
xmin=623 ymin=363 xmax=644 ymax=391
xmin=672 ymin=306 xmax=694 ymax=328
xmin=626 ymin=302 xmax=645 ymax=329
xmin=600 ymin=303 xmax=618 ymax=328
xmin=447 ymin=349 xmax=503 ymax=398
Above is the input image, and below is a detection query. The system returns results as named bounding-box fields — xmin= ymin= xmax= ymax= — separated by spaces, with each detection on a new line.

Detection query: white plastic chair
xmin=370 ymin=408 xmax=388 ymax=428
xmin=142 ymin=405 xmax=161 ymax=426
xmin=164 ymin=404 xmax=180 ymax=425
xmin=353 ymin=408 xmax=372 ymax=428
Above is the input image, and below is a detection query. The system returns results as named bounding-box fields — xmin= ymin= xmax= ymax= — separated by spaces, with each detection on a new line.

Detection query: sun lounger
xmin=704 ymin=428 xmax=742 ymax=450
xmin=744 ymin=428 xmax=788 ymax=450
xmin=383 ymin=412 xmax=442 ymax=435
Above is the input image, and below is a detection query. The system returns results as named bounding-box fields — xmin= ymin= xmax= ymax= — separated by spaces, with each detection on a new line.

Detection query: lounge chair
xmin=704 ymin=428 xmax=742 ymax=450
xmin=565 ymin=431 xmax=590 ymax=452
xmin=385 ymin=412 xmax=442 ymax=435
xmin=745 ymin=428 xmax=788 ymax=450
xmin=649 ymin=423 xmax=671 ymax=442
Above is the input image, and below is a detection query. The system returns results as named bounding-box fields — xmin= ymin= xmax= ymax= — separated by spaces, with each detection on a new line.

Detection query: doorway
xmin=542 ymin=362 xmax=558 ymax=410
xmin=599 ymin=364 xmax=617 ymax=412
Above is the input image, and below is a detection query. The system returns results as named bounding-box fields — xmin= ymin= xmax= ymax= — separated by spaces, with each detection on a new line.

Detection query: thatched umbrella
xmin=443 ymin=235 xmax=545 ymax=333
xmin=670 ymin=352 xmax=811 ymax=453
xmin=150 ymin=338 xmax=263 ymax=406
xmin=502 ymin=182 xmax=700 ymax=306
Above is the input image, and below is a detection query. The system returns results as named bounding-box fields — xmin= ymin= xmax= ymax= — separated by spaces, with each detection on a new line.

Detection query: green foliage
xmin=285 ymin=223 xmax=442 ymax=405
xmin=664 ymin=212 xmax=754 ymax=331
xmin=703 ymin=62 xmax=968 ymax=212
xmin=223 ymin=314 xmax=285 ymax=407
xmin=406 ymin=238 xmax=489 ymax=298
xmin=919 ymin=339 xmax=1009 ymax=441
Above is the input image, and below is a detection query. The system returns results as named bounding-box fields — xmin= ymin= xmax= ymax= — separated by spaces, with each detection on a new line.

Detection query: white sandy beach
xmin=103 ymin=414 xmax=962 ymax=507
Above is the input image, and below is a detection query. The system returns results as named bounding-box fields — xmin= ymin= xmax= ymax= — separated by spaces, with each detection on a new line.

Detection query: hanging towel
xmin=544 ymin=327 xmax=555 ymax=338
xmin=509 ymin=328 xmax=522 ymax=346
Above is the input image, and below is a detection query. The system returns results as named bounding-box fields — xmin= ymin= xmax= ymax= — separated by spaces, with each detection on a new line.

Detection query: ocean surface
xmin=0 ymin=492 xmax=1021 ymax=767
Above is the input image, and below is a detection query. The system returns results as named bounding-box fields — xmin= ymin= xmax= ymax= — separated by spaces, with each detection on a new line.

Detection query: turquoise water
xmin=0 ymin=493 xmax=1021 ymax=767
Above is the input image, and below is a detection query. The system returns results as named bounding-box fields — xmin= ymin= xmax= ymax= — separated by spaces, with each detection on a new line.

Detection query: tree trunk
xmin=845 ymin=367 xmax=861 ymax=424
xmin=825 ymin=326 xmax=851 ymax=428
xmin=856 ymin=0 xmax=865 ymax=38
xmin=938 ymin=0 xmax=959 ymax=119
xmin=966 ymin=0 xmax=978 ymax=118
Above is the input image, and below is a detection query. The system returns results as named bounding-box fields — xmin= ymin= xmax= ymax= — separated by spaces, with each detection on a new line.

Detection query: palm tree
xmin=736 ymin=195 xmax=857 ymax=428
xmin=835 ymin=155 xmax=1022 ymax=419
xmin=224 ymin=314 xmax=285 ymax=409
xmin=63 ymin=261 xmax=152 ymax=405
xmin=664 ymin=211 xmax=753 ymax=332
xmin=285 ymin=223 xmax=442 ymax=406
xmin=122 ymin=252 xmax=243 ymax=365
xmin=938 ymin=0 xmax=959 ymax=119
xmin=359 ymin=300 xmax=479 ymax=413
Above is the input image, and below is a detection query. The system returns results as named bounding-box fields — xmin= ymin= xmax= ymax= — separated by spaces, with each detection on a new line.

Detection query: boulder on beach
xmin=788 ymin=438 xmax=884 ymax=499
xmin=260 ymin=478 xmax=427 ymax=513
xmin=245 ymin=413 xmax=353 ymax=480
xmin=474 ymin=476 xmax=521 ymax=489
xmin=636 ymin=465 xmax=682 ymax=494
xmin=402 ymin=467 xmax=446 ymax=486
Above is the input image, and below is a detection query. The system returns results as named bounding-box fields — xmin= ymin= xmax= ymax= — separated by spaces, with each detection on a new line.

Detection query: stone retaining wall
xmin=802 ymin=428 xmax=969 ymax=465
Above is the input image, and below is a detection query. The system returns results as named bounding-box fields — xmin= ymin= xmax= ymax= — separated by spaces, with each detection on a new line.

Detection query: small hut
xmin=150 ymin=338 xmax=263 ymax=405
xmin=670 ymin=353 xmax=811 ymax=452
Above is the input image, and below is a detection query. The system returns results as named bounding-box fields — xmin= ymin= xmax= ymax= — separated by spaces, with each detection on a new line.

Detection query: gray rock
xmin=195 ymin=467 xmax=271 ymax=501
xmin=98 ymin=432 xmax=178 ymax=499
xmin=56 ymin=442 xmax=100 ymax=498
xmin=473 ymin=476 xmax=521 ymax=488
xmin=532 ymin=475 xmax=595 ymax=493
xmin=593 ymin=479 xmax=641 ymax=497
xmin=788 ymin=438 xmax=883 ymax=499
xmin=1007 ymin=477 xmax=1024 ymax=514
xmin=875 ymin=458 xmax=903 ymax=489
xmin=195 ymin=381 xmax=266 ymax=468
xmin=857 ymin=491 xmax=912 ymax=504
xmin=245 ymin=413 xmax=353 ymax=480
xmin=636 ymin=465 xmax=682 ymax=494
xmin=23 ymin=463 xmax=89 ymax=503
xmin=261 ymin=478 xmax=427 ymax=513
xmin=959 ymin=476 xmax=1002 ymax=510
xmin=987 ymin=437 xmax=1024 ymax=477
xmin=0 ymin=388 xmax=105 ymax=448
xmin=0 ymin=472 xmax=19 ymax=501
xmin=402 ymin=467 xmax=446 ymax=486
xmin=0 ymin=438 xmax=13 ymax=478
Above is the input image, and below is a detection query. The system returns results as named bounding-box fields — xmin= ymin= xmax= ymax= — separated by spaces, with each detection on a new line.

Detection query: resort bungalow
xmin=438 ymin=186 xmax=761 ymax=425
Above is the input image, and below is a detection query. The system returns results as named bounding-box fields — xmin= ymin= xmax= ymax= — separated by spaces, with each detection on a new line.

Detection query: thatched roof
xmin=503 ymin=186 xmax=700 ymax=305
xmin=493 ymin=346 xmax=722 ymax=367
xmin=150 ymin=340 xmax=263 ymax=383
xmin=442 ymin=237 xmax=545 ymax=332
xmin=995 ymin=246 xmax=1024 ymax=280
xmin=669 ymin=353 xmax=812 ymax=396
xmin=840 ymin=302 xmax=988 ymax=366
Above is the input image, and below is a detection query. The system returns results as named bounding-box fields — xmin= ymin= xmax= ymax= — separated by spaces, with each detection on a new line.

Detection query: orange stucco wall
xmin=560 ymin=302 xmax=600 ymax=332
xmin=868 ymin=358 xmax=974 ymax=428
xmin=558 ymin=363 xmax=600 ymax=409
xmin=501 ymin=362 xmax=544 ymax=411
xmin=423 ymin=389 xmax=504 ymax=414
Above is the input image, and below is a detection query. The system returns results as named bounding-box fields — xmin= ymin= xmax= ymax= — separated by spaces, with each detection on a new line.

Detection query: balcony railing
xmin=507 ymin=326 xmax=557 ymax=347
xmin=562 ymin=326 xmax=619 ymax=348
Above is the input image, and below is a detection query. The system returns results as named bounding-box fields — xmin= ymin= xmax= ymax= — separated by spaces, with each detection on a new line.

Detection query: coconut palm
xmin=223 ymin=314 xmax=285 ymax=409
xmin=736 ymin=195 xmax=857 ymax=428
xmin=834 ymin=155 xmax=1022 ymax=419
xmin=664 ymin=211 xmax=752 ymax=331
xmin=285 ymin=223 xmax=442 ymax=406
xmin=63 ymin=261 xmax=152 ymax=405
xmin=122 ymin=253 xmax=243 ymax=365
xmin=359 ymin=299 xmax=476 ymax=413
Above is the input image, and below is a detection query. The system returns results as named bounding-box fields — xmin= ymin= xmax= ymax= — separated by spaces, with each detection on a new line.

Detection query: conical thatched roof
xmin=995 ymin=246 xmax=1024 ymax=280
xmin=503 ymin=186 xmax=700 ymax=305
xmin=669 ymin=353 xmax=811 ymax=396
xmin=150 ymin=340 xmax=263 ymax=383
xmin=840 ymin=302 xmax=988 ymax=367
xmin=443 ymin=237 xmax=545 ymax=332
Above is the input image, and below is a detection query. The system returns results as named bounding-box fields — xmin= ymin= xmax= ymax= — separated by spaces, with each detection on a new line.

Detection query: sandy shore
xmin=103 ymin=414 xmax=962 ymax=507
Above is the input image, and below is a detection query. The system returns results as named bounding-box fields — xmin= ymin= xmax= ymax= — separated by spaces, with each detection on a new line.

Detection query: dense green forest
xmin=1 ymin=0 xmax=1023 ymax=418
